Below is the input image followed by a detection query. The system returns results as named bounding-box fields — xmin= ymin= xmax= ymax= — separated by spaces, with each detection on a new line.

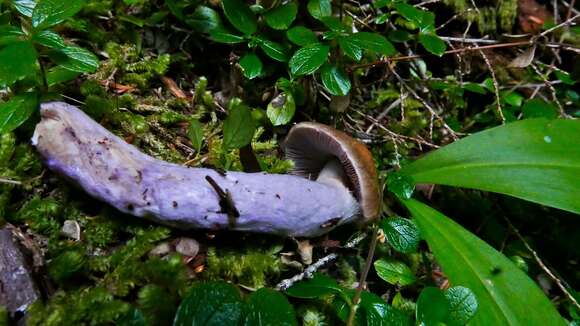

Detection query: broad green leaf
xmin=400 ymin=119 xmax=580 ymax=214
xmin=380 ymin=217 xmax=420 ymax=253
xmin=347 ymin=32 xmax=396 ymax=56
xmin=187 ymin=119 xmax=203 ymax=152
xmin=403 ymin=199 xmax=567 ymax=326
xmin=0 ymin=93 xmax=38 ymax=134
xmin=46 ymin=66 xmax=80 ymax=86
xmin=258 ymin=38 xmax=290 ymax=62
xmin=289 ymin=44 xmax=329 ymax=76
xmin=56 ymin=46 xmax=99 ymax=73
xmin=0 ymin=25 xmax=25 ymax=45
xmin=359 ymin=291 xmax=413 ymax=326
xmin=32 ymin=30 xmax=65 ymax=48
xmin=209 ymin=27 xmax=245 ymax=44
xmin=173 ymin=282 xmax=243 ymax=326
xmin=320 ymin=64 xmax=351 ymax=96
xmin=286 ymin=273 xmax=344 ymax=298
xmin=187 ymin=6 xmax=221 ymax=33
xmin=222 ymin=0 xmax=257 ymax=35
xmin=445 ymin=286 xmax=478 ymax=325
xmin=12 ymin=0 xmax=36 ymax=17
xmin=164 ymin=0 xmax=187 ymax=20
xmin=239 ymin=53 xmax=262 ymax=79
xmin=0 ymin=41 xmax=37 ymax=87
xmin=264 ymin=2 xmax=297 ymax=30
xmin=242 ymin=288 xmax=297 ymax=326
xmin=32 ymin=0 xmax=85 ymax=29
xmin=394 ymin=3 xmax=433 ymax=30
xmin=418 ymin=33 xmax=446 ymax=56
xmin=388 ymin=29 xmax=412 ymax=42
xmin=338 ymin=36 xmax=363 ymax=61
xmin=307 ymin=0 xmax=331 ymax=19
xmin=416 ymin=287 xmax=449 ymax=326
xmin=501 ymin=91 xmax=524 ymax=107
xmin=522 ymin=99 xmax=557 ymax=119
xmin=267 ymin=92 xmax=295 ymax=126
xmin=319 ymin=16 xmax=349 ymax=33
xmin=463 ymin=82 xmax=486 ymax=94
xmin=374 ymin=259 xmax=416 ymax=286
xmin=223 ymin=104 xmax=256 ymax=150
xmin=286 ymin=26 xmax=318 ymax=46
xmin=386 ymin=172 xmax=414 ymax=199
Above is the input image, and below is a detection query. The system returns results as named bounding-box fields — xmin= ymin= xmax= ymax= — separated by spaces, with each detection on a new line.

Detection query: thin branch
xmin=478 ymin=49 xmax=506 ymax=123
xmin=530 ymin=63 xmax=568 ymax=118
xmin=539 ymin=13 xmax=580 ymax=37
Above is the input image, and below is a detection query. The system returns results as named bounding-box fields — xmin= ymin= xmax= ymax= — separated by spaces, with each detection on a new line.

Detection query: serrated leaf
xmin=286 ymin=273 xmax=344 ymax=298
xmin=419 ymin=33 xmax=446 ymax=56
xmin=289 ymin=44 xmax=329 ymax=76
xmin=416 ymin=287 xmax=450 ymax=326
xmin=242 ymin=288 xmax=297 ymax=326
xmin=267 ymin=92 xmax=295 ymax=126
xmin=32 ymin=30 xmax=65 ymax=48
xmin=522 ymin=99 xmax=557 ymax=119
xmin=56 ymin=46 xmax=99 ymax=73
xmin=403 ymin=199 xmax=567 ymax=325
xmin=380 ymin=217 xmax=420 ymax=253
xmin=209 ymin=27 xmax=245 ymax=44
xmin=320 ymin=64 xmax=351 ymax=96
xmin=46 ymin=66 xmax=80 ymax=86
xmin=12 ymin=0 xmax=36 ymax=17
xmin=0 ymin=93 xmax=38 ymax=134
xmin=222 ymin=0 xmax=257 ymax=35
xmin=187 ymin=119 xmax=203 ymax=152
xmin=258 ymin=38 xmax=291 ymax=62
xmin=347 ymin=32 xmax=396 ymax=56
xmin=286 ymin=26 xmax=318 ymax=46
xmin=223 ymin=104 xmax=256 ymax=150
xmin=265 ymin=2 xmax=297 ymax=30
xmin=307 ymin=0 xmax=331 ymax=19
xmin=338 ymin=36 xmax=363 ymax=61
xmin=187 ymin=6 xmax=221 ymax=33
xmin=173 ymin=282 xmax=243 ymax=326
xmin=239 ymin=53 xmax=262 ymax=79
xmin=400 ymin=119 xmax=580 ymax=214
xmin=374 ymin=259 xmax=416 ymax=286
xmin=359 ymin=291 xmax=413 ymax=326
xmin=0 ymin=41 xmax=37 ymax=87
xmin=32 ymin=0 xmax=85 ymax=29
xmin=445 ymin=286 xmax=478 ymax=325
xmin=319 ymin=16 xmax=349 ymax=33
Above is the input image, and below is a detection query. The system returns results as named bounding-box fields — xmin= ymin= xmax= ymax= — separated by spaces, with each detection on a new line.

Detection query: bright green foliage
xmin=289 ymin=44 xmax=329 ymax=76
xmin=221 ymin=0 xmax=257 ymax=35
xmin=264 ymin=2 xmax=297 ymax=30
xmin=242 ymin=288 xmax=297 ymax=325
xmin=522 ymin=99 xmax=558 ymax=119
xmin=286 ymin=274 xmax=344 ymax=298
xmin=223 ymin=103 xmax=256 ymax=150
xmin=404 ymin=199 xmax=567 ymax=325
xmin=32 ymin=0 xmax=85 ymax=29
xmin=0 ymin=93 xmax=38 ymax=134
xmin=416 ymin=287 xmax=450 ymax=326
xmin=267 ymin=92 xmax=296 ymax=126
xmin=320 ymin=64 xmax=351 ymax=96
xmin=287 ymin=26 xmax=318 ymax=46
xmin=374 ymin=259 xmax=416 ymax=286
xmin=418 ymin=33 xmax=446 ymax=56
xmin=0 ymin=41 xmax=37 ymax=86
xmin=445 ymin=286 xmax=478 ymax=325
xmin=174 ymin=282 xmax=243 ymax=326
xmin=386 ymin=172 xmax=415 ymax=199
xmin=187 ymin=119 xmax=204 ymax=152
xmin=380 ymin=217 xmax=420 ymax=253
xmin=239 ymin=53 xmax=262 ymax=79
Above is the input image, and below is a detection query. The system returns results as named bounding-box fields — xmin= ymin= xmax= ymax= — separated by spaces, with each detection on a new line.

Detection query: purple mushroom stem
xmin=31 ymin=102 xmax=364 ymax=237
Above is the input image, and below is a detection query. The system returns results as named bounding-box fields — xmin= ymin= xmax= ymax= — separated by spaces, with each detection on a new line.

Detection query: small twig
xmin=0 ymin=178 xmax=21 ymax=185
xmin=365 ymin=96 xmax=406 ymax=134
xmin=478 ymin=49 xmax=506 ymax=124
xmin=347 ymin=226 xmax=379 ymax=326
xmin=502 ymin=216 xmax=580 ymax=311
xmin=539 ymin=13 xmax=580 ymax=37
xmin=204 ymin=175 xmax=240 ymax=224
xmin=276 ymin=232 xmax=368 ymax=291
xmin=530 ymin=63 xmax=567 ymax=117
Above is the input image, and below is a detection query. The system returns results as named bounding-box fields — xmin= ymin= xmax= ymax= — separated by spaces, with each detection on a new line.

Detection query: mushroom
xmin=32 ymin=102 xmax=380 ymax=237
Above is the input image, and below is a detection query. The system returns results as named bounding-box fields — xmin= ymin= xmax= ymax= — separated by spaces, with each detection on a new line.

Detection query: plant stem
xmin=346 ymin=225 xmax=379 ymax=326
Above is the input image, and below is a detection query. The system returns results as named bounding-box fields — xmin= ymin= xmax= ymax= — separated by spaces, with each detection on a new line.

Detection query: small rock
xmin=61 ymin=220 xmax=81 ymax=241
xmin=174 ymin=237 xmax=200 ymax=257
xmin=149 ymin=242 xmax=172 ymax=257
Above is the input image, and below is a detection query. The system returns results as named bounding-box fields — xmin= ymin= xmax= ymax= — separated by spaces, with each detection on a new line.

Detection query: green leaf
xmin=289 ymin=44 xmax=329 ymax=76
xmin=416 ymin=287 xmax=449 ymax=326
xmin=347 ymin=32 xmax=396 ymax=56
xmin=463 ymin=82 xmax=486 ymax=94
xmin=445 ymin=286 xmax=478 ymax=325
xmin=307 ymin=0 xmax=331 ymax=19
xmin=187 ymin=6 xmax=221 ymax=33
xmin=403 ymin=199 xmax=567 ymax=326
xmin=320 ymin=64 xmax=351 ymax=96
xmin=11 ymin=0 xmax=36 ymax=17
xmin=267 ymin=92 xmax=295 ymax=126
xmin=209 ymin=27 xmax=245 ymax=44
xmin=119 ymin=308 xmax=146 ymax=326
xmin=386 ymin=172 xmax=414 ymax=199
xmin=0 ymin=93 xmax=38 ymax=134
xmin=258 ymin=38 xmax=291 ymax=62
xmin=0 ymin=25 xmax=25 ymax=45
xmin=286 ymin=273 xmax=344 ymax=298
xmin=46 ymin=66 xmax=80 ymax=86
xmin=0 ymin=41 xmax=37 ymax=87
xmin=286 ymin=26 xmax=318 ymax=46
xmin=223 ymin=104 xmax=256 ymax=150
xmin=55 ymin=46 xmax=99 ymax=73
xmin=522 ymin=99 xmax=557 ymax=119
xmin=173 ymin=282 xmax=243 ymax=326
xmin=242 ymin=288 xmax=297 ymax=326
xmin=380 ymin=217 xmax=420 ymax=253
xmin=187 ymin=119 xmax=203 ymax=152
xmin=359 ymin=291 xmax=413 ymax=326
xmin=264 ymin=2 xmax=297 ymax=30
xmin=239 ymin=53 xmax=262 ymax=79
xmin=400 ymin=119 xmax=580 ymax=214
xmin=393 ymin=3 xmax=433 ymax=30
xmin=32 ymin=30 xmax=65 ymax=48
xmin=374 ymin=259 xmax=416 ymax=286
xmin=338 ymin=36 xmax=363 ymax=61
xmin=222 ymin=0 xmax=257 ymax=35
xmin=319 ymin=16 xmax=349 ymax=33
xmin=418 ymin=33 xmax=446 ymax=56
xmin=388 ymin=30 xmax=412 ymax=43
xmin=501 ymin=91 xmax=524 ymax=107
xmin=31 ymin=0 xmax=85 ymax=29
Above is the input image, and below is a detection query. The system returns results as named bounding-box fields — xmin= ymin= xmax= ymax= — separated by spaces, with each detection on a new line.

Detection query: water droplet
xmin=543 ymin=136 xmax=552 ymax=143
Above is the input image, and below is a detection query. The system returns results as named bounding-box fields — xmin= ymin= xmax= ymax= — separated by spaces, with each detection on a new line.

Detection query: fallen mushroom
xmin=32 ymin=102 xmax=380 ymax=237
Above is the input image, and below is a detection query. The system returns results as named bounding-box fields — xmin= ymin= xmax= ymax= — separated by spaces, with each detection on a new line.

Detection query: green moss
xmin=0 ymin=306 xmax=8 ymax=326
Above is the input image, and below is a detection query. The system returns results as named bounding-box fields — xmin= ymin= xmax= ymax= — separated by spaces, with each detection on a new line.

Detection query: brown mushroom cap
xmin=284 ymin=122 xmax=381 ymax=222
